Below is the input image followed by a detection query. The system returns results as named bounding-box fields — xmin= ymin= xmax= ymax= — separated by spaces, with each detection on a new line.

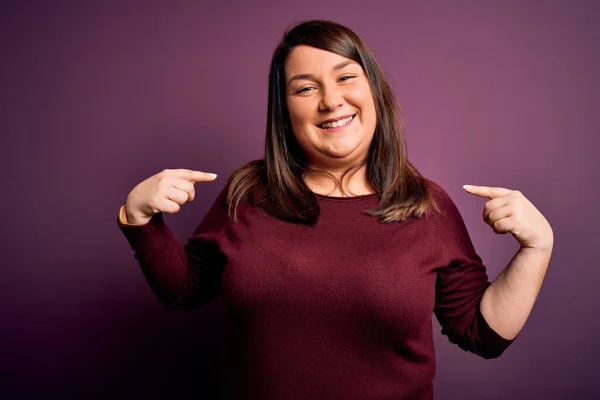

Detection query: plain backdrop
xmin=1 ymin=0 xmax=599 ymax=398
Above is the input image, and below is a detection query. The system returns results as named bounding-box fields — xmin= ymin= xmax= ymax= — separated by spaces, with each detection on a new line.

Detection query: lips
xmin=317 ymin=114 xmax=357 ymax=129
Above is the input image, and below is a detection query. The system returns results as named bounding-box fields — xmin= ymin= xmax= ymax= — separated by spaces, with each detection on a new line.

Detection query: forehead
xmin=285 ymin=45 xmax=356 ymax=75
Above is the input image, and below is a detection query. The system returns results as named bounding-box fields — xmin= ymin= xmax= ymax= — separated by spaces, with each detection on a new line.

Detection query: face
xmin=284 ymin=45 xmax=377 ymax=169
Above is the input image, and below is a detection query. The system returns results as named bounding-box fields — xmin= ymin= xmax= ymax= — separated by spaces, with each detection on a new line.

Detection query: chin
xmin=322 ymin=147 xmax=364 ymax=160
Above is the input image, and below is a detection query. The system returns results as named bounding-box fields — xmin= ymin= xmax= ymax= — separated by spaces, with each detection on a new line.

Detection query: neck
xmin=302 ymin=163 xmax=374 ymax=197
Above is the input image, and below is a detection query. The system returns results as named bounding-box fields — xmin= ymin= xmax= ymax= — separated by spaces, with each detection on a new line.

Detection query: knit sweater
xmin=117 ymin=179 xmax=514 ymax=399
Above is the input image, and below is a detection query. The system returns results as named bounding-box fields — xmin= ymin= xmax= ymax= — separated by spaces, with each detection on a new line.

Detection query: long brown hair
xmin=227 ymin=20 xmax=440 ymax=224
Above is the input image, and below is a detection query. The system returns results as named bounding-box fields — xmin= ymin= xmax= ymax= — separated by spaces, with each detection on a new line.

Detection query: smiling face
xmin=285 ymin=45 xmax=377 ymax=170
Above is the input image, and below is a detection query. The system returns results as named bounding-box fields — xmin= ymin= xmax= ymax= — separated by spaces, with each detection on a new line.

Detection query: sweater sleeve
xmin=426 ymin=181 xmax=516 ymax=359
xmin=116 ymin=185 xmax=230 ymax=309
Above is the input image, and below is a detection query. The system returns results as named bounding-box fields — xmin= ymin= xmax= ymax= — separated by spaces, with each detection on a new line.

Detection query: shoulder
xmin=229 ymin=159 xmax=265 ymax=180
xmin=422 ymin=178 xmax=457 ymax=216
xmin=423 ymin=178 xmax=451 ymax=203
xmin=421 ymin=179 xmax=478 ymax=255
xmin=227 ymin=159 xmax=267 ymax=198
xmin=420 ymin=178 xmax=468 ymax=232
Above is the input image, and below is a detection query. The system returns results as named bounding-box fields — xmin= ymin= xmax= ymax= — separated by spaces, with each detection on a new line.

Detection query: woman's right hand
xmin=124 ymin=169 xmax=218 ymax=226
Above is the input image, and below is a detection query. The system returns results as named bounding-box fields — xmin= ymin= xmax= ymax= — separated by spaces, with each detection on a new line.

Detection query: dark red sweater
xmin=117 ymin=179 xmax=514 ymax=399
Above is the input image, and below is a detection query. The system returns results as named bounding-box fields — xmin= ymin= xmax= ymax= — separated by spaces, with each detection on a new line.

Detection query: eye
xmin=296 ymin=86 xmax=315 ymax=94
xmin=339 ymin=75 xmax=356 ymax=82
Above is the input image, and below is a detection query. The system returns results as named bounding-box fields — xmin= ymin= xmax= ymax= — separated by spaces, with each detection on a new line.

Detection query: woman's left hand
xmin=462 ymin=185 xmax=554 ymax=252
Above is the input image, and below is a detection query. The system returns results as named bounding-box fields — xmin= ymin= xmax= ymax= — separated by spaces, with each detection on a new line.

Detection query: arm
xmin=429 ymin=181 xmax=516 ymax=359
xmin=480 ymin=246 xmax=552 ymax=340
xmin=117 ymin=186 xmax=229 ymax=309
xmin=462 ymin=184 xmax=554 ymax=341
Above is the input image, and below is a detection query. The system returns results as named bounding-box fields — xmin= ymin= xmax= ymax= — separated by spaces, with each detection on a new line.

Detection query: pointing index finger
xmin=462 ymin=185 xmax=510 ymax=199
xmin=175 ymin=169 xmax=217 ymax=182
xmin=191 ymin=170 xmax=217 ymax=182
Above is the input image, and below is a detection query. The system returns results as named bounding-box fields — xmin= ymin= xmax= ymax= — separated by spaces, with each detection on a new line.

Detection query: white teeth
xmin=320 ymin=115 xmax=354 ymax=129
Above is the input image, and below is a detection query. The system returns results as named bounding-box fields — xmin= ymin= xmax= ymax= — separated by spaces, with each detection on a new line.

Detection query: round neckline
xmin=315 ymin=192 xmax=378 ymax=201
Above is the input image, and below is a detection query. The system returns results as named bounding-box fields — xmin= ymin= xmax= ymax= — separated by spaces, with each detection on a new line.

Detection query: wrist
xmin=120 ymin=205 xmax=151 ymax=226
xmin=519 ymin=243 xmax=553 ymax=255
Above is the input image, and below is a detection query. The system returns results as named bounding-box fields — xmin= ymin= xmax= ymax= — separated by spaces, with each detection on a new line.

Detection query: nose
xmin=319 ymin=85 xmax=344 ymax=112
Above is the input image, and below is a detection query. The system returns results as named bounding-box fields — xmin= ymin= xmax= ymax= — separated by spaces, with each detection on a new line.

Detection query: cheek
xmin=286 ymin=100 xmax=313 ymax=147
xmin=286 ymin=98 xmax=314 ymax=125
xmin=348 ymin=84 xmax=375 ymax=115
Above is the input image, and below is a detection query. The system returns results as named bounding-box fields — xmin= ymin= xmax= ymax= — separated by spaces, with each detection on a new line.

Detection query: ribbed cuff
xmin=475 ymin=306 xmax=517 ymax=358
xmin=116 ymin=211 xmax=173 ymax=253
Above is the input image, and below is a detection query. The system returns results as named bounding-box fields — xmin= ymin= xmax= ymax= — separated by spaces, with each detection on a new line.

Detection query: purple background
xmin=1 ymin=0 xmax=599 ymax=398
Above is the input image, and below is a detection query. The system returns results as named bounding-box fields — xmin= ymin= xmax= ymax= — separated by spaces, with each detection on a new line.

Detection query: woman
xmin=117 ymin=20 xmax=553 ymax=400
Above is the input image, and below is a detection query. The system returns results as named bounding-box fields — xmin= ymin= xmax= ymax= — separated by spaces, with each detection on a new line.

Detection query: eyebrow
xmin=287 ymin=60 xmax=357 ymax=86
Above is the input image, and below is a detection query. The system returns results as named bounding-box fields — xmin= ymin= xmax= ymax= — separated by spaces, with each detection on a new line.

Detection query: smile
xmin=317 ymin=114 xmax=356 ymax=130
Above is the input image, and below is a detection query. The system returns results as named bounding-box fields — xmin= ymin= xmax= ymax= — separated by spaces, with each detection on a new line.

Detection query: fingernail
xmin=209 ymin=173 xmax=217 ymax=179
xmin=463 ymin=185 xmax=473 ymax=189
